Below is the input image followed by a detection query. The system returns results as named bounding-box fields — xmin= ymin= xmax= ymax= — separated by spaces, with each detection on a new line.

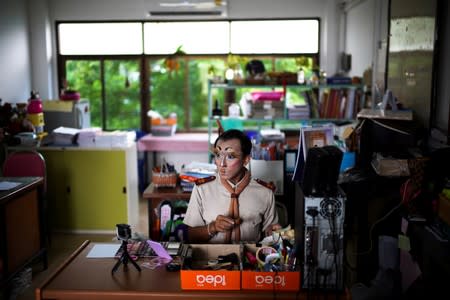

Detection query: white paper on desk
xmin=86 ymin=243 xmax=121 ymax=258
xmin=0 ymin=181 xmax=22 ymax=190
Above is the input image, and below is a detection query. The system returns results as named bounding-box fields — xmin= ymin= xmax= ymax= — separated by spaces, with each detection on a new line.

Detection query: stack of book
xmin=179 ymin=162 xmax=216 ymax=192
xmin=287 ymin=104 xmax=310 ymax=119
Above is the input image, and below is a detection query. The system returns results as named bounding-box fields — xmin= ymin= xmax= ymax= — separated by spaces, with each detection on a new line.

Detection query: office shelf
xmin=207 ymin=80 xmax=365 ymax=143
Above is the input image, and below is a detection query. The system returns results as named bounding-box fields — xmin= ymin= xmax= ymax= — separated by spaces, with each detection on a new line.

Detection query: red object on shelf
xmin=27 ymin=98 xmax=43 ymax=114
xmin=60 ymin=90 xmax=81 ymax=101
xmin=251 ymin=91 xmax=284 ymax=101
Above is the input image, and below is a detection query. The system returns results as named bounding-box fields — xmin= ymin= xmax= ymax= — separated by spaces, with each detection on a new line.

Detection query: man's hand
xmin=265 ymin=223 xmax=282 ymax=236
xmin=214 ymin=215 xmax=239 ymax=232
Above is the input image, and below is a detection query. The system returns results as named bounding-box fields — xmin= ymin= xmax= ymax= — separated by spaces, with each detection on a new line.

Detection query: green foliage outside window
xmin=65 ymin=60 xmax=141 ymax=130
xmin=64 ymin=56 xmax=315 ymax=131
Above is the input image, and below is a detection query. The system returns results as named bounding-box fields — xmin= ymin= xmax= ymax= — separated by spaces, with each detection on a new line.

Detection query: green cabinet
xmin=40 ymin=145 xmax=139 ymax=233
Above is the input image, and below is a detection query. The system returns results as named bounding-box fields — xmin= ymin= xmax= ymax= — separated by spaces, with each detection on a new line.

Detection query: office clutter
xmin=0 ymin=91 xmax=46 ymax=145
xmin=302 ymin=191 xmax=346 ymax=290
xmin=148 ymin=110 xmax=177 ymax=136
xmin=0 ymin=95 xmax=94 ymax=146
xmin=239 ymin=91 xmax=285 ymax=119
xmin=180 ymin=244 xmax=242 ymax=290
xmin=26 ymin=91 xmax=45 ymax=137
xmin=154 ymin=200 xmax=188 ymax=242
xmin=247 ymin=129 xmax=286 ymax=195
xmin=351 ymin=236 xmax=401 ymax=299
xmin=42 ymin=126 xmax=136 ymax=147
xmin=42 ymin=99 xmax=90 ymax=133
xmin=179 ymin=226 xmax=299 ymax=291
xmin=59 ymin=89 xmax=80 ymax=101
xmin=152 ymin=160 xmax=177 ymax=188
xmin=293 ymin=124 xmax=343 ymax=183
xmin=179 ymin=162 xmax=216 ymax=192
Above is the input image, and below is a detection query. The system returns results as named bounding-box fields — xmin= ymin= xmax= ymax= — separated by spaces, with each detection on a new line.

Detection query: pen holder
xmin=255 ymin=246 xmax=278 ymax=271
xmin=152 ymin=167 xmax=177 ymax=188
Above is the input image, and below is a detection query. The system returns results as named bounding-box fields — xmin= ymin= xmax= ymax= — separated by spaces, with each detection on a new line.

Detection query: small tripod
xmin=111 ymin=239 xmax=142 ymax=274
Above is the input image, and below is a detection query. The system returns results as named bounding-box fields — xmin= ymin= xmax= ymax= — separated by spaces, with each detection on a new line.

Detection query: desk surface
xmin=137 ymin=133 xmax=209 ymax=152
xmin=36 ymin=240 xmax=346 ymax=300
xmin=142 ymin=183 xmax=191 ymax=200
xmin=0 ymin=176 xmax=43 ymax=203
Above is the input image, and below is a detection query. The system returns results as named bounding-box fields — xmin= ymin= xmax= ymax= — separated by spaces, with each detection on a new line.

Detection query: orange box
xmin=180 ymin=244 xmax=242 ymax=290
xmin=241 ymin=270 xmax=301 ymax=291
xmin=241 ymin=244 xmax=301 ymax=291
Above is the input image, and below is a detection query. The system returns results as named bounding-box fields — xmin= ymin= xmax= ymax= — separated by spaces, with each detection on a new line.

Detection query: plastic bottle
xmin=27 ymin=91 xmax=45 ymax=135
xmin=297 ymin=68 xmax=305 ymax=84
xmin=212 ymin=99 xmax=223 ymax=116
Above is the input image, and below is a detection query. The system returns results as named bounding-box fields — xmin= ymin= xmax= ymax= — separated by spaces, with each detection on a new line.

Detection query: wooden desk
xmin=142 ymin=183 xmax=191 ymax=240
xmin=36 ymin=240 xmax=347 ymax=300
xmin=0 ymin=177 xmax=47 ymax=292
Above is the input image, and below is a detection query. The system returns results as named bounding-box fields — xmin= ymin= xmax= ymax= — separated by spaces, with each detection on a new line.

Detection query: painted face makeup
xmin=214 ymin=138 xmax=247 ymax=183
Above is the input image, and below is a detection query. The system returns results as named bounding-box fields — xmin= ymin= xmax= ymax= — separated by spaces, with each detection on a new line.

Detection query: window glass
xmin=65 ymin=60 xmax=102 ymax=126
xmin=58 ymin=20 xmax=320 ymax=131
xmin=150 ymin=58 xmax=187 ymax=129
xmin=230 ymin=20 xmax=319 ymax=54
xmin=58 ymin=23 xmax=143 ymax=55
xmin=104 ymin=60 xmax=141 ymax=130
xmin=65 ymin=59 xmax=141 ymax=130
xmin=144 ymin=22 xmax=229 ymax=54
xmin=150 ymin=57 xmax=226 ymax=130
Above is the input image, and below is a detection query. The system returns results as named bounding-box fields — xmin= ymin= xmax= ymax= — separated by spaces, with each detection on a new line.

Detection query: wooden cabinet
xmin=0 ymin=177 xmax=47 ymax=290
xmin=39 ymin=144 xmax=139 ymax=233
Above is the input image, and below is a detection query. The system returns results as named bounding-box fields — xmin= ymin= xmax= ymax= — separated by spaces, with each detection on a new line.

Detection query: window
xmin=63 ymin=59 xmax=141 ymax=130
xmin=144 ymin=21 xmax=229 ymax=54
xmin=58 ymin=23 xmax=143 ymax=55
xmin=230 ymin=20 xmax=319 ymax=54
xmin=57 ymin=19 xmax=320 ymax=131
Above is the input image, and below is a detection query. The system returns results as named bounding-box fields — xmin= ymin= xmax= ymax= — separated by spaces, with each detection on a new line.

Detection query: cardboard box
xmin=241 ymin=244 xmax=301 ymax=291
xmin=180 ymin=244 xmax=242 ymax=290
xmin=371 ymin=152 xmax=410 ymax=177
xmin=241 ymin=270 xmax=300 ymax=291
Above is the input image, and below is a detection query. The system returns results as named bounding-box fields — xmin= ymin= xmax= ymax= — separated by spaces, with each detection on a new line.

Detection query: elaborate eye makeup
xmin=212 ymin=150 xmax=240 ymax=161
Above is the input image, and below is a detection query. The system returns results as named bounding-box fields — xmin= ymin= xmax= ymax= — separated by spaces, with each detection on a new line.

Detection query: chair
xmin=2 ymin=150 xmax=49 ymax=268
xmin=3 ymin=150 xmax=47 ymax=183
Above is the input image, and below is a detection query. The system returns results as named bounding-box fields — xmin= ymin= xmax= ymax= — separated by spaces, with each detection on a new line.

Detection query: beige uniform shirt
xmin=183 ymin=175 xmax=278 ymax=243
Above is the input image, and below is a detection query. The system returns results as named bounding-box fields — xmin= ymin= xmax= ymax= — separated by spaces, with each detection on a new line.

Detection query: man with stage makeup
xmin=184 ymin=129 xmax=280 ymax=243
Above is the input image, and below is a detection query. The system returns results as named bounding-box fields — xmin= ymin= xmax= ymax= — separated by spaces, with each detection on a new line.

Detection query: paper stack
xmin=52 ymin=126 xmax=79 ymax=146
xmin=77 ymin=128 xmax=101 ymax=147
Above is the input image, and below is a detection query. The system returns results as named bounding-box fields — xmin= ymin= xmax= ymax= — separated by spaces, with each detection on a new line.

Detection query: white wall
xmin=0 ymin=0 xmax=31 ymax=103
xmin=28 ymin=0 xmax=54 ymax=100
xmin=345 ymin=0 xmax=376 ymax=77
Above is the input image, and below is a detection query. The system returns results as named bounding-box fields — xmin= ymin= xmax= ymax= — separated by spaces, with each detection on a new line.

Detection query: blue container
xmin=340 ymin=151 xmax=356 ymax=172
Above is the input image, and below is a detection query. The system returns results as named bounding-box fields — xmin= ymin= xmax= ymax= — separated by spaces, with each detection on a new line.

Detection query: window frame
xmin=56 ymin=19 xmax=321 ymax=132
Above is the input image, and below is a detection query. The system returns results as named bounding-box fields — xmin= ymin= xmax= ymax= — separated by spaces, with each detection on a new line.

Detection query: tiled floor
xmin=8 ymin=196 xmax=149 ymax=300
